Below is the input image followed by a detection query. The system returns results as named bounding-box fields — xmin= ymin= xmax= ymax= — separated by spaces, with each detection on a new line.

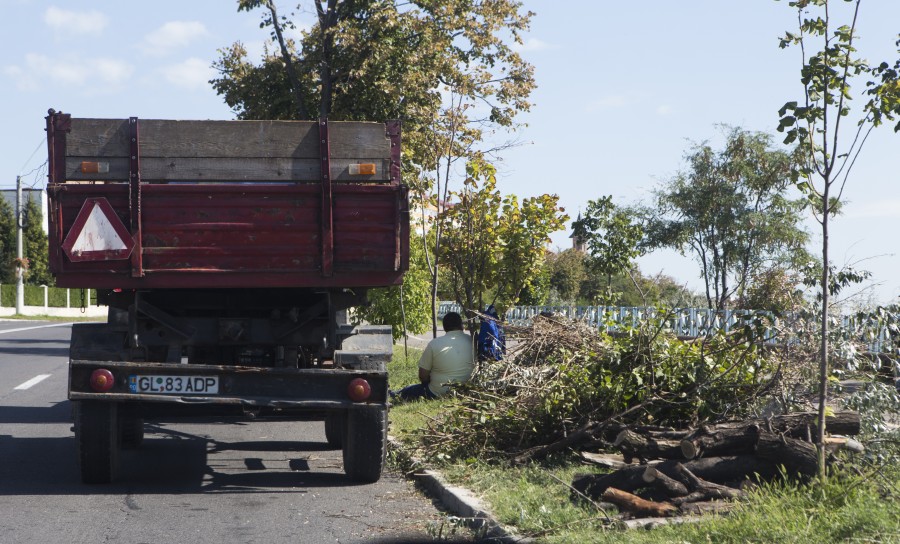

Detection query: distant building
xmin=570 ymin=212 xmax=586 ymax=252
xmin=0 ymin=188 xmax=48 ymax=233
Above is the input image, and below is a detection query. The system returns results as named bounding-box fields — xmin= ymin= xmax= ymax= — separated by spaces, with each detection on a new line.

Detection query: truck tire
xmin=74 ymin=401 xmax=119 ymax=484
xmin=342 ymin=405 xmax=387 ymax=483
xmin=120 ymin=416 xmax=144 ymax=450
xmin=324 ymin=413 xmax=344 ymax=448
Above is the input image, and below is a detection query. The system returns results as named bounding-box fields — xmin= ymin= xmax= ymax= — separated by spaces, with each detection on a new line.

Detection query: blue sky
xmin=2 ymin=1 xmax=899 ymax=305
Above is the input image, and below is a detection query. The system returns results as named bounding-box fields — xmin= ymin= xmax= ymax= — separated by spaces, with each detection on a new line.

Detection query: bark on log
xmin=615 ymin=429 xmax=685 ymax=461
xmin=824 ymin=436 xmax=865 ymax=454
xmin=673 ymin=463 xmax=744 ymax=501
xmin=573 ymin=455 xmax=777 ymax=500
xmin=600 ymin=487 xmax=678 ymax=517
xmin=681 ymin=425 xmax=761 ymax=459
xmin=755 ymin=432 xmax=818 ymax=477
xmin=642 ymin=466 xmax=689 ymax=497
xmin=678 ymin=500 xmax=738 ymax=516
xmin=691 ymin=412 xmax=859 ymax=440
xmin=579 ymin=451 xmax=631 ymax=470
xmin=679 ymin=412 xmax=860 ymax=459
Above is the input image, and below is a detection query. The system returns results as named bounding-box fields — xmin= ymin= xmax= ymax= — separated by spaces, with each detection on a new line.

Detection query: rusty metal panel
xmin=49 ymin=183 xmax=407 ymax=289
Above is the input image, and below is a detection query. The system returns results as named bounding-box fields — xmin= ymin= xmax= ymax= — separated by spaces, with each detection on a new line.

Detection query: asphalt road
xmin=0 ymin=321 xmax=461 ymax=544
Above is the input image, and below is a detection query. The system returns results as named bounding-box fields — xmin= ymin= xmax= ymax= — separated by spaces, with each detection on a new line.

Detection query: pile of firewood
xmin=571 ymin=411 xmax=864 ymax=519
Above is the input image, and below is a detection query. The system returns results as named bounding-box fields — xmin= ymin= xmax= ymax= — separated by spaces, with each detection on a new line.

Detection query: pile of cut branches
xmin=415 ymin=312 xmax=781 ymax=463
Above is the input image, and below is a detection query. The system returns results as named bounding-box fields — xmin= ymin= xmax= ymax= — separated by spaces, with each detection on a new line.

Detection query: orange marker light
xmin=349 ymin=163 xmax=376 ymax=176
xmin=80 ymin=161 xmax=110 ymax=174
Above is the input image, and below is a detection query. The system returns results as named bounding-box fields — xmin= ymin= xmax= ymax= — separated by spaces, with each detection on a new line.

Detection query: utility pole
xmin=16 ymin=175 xmax=24 ymax=314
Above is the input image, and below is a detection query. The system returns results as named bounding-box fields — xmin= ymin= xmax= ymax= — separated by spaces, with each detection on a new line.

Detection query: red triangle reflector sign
xmin=61 ymin=197 xmax=135 ymax=262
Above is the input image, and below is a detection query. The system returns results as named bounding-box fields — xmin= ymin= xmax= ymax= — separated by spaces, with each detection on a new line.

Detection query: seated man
xmin=395 ymin=312 xmax=474 ymax=401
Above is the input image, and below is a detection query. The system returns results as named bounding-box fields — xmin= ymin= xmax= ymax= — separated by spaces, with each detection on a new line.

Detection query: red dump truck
xmin=45 ymin=109 xmax=408 ymax=484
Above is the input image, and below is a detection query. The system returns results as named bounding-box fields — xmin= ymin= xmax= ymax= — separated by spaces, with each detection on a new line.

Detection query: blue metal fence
xmin=438 ymin=302 xmax=897 ymax=354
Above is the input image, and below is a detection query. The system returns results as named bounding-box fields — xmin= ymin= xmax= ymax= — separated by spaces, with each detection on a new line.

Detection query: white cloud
xmin=141 ymin=21 xmax=209 ymax=57
xmin=4 ymin=53 xmax=133 ymax=92
xmin=657 ymin=104 xmax=673 ymax=116
xmin=159 ymin=58 xmax=215 ymax=90
xmin=513 ymin=38 xmax=556 ymax=53
xmin=586 ymin=95 xmax=629 ymax=112
xmin=44 ymin=6 xmax=109 ymax=34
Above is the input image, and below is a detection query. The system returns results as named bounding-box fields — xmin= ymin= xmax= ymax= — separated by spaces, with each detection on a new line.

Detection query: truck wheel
xmin=342 ymin=406 xmax=387 ymax=483
xmin=120 ymin=416 xmax=144 ymax=450
xmin=324 ymin=413 xmax=344 ymax=449
xmin=74 ymin=401 xmax=120 ymax=484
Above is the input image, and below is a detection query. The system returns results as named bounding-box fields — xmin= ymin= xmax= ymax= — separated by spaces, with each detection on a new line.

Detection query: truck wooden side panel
xmin=46 ymin=113 xmax=409 ymax=289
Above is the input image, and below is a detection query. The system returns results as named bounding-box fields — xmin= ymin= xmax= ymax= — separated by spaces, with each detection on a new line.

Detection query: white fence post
xmin=42 ymin=285 xmax=49 ymax=309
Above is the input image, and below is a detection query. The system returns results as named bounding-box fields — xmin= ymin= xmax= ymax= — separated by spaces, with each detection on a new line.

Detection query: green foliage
xmin=22 ymin=198 xmax=51 ymax=286
xmin=777 ymin=0 xmax=900 ymax=479
xmin=642 ymin=126 xmax=811 ymax=309
xmin=356 ymin=235 xmax=432 ymax=340
xmin=571 ymin=196 xmax=643 ymax=289
xmin=0 ymin=197 xmax=14 ymax=284
xmin=438 ymin=159 xmax=567 ymax=314
xmin=417 ymin=313 xmax=776 ymax=461
xmin=546 ymin=248 xmax=587 ymax=304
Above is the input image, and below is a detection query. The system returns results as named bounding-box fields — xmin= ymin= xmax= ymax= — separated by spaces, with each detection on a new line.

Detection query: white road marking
xmin=14 ymin=374 xmax=51 ymax=390
xmin=0 ymin=323 xmax=73 ymax=335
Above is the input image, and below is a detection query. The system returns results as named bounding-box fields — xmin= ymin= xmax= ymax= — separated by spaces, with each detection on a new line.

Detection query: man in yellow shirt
xmin=395 ymin=312 xmax=475 ymax=401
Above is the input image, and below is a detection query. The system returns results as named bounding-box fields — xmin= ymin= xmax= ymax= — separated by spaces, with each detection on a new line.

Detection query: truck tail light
xmin=347 ymin=378 xmax=371 ymax=402
xmin=89 ymin=369 xmax=115 ymax=392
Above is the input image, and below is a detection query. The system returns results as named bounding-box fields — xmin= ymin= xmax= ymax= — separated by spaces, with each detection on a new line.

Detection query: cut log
xmin=573 ymin=455 xmax=778 ymax=500
xmin=642 ymin=466 xmax=689 ymax=497
xmin=572 ymin=465 xmax=648 ymax=499
xmin=681 ymin=424 xmax=761 ymax=459
xmin=600 ymin=487 xmax=678 ymax=517
xmin=579 ymin=451 xmax=631 ymax=470
xmin=824 ymin=436 xmax=865 ymax=454
xmin=678 ymin=500 xmax=738 ymax=516
xmin=615 ymin=429 xmax=685 ymax=461
xmin=755 ymin=432 xmax=818 ymax=476
xmin=690 ymin=412 xmax=860 ymax=439
xmin=679 ymin=412 xmax=860 ymax=460
xmin=673 ymin=463 xmax=744 ymax=502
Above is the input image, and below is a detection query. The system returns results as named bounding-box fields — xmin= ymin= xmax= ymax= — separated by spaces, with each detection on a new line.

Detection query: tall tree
xmin=776 ymin=0 xmax=900 ymax=480
xmin=571 ymin=196 xmax=644 ymax=299
xmin=0 ymin=197 xmax=14 ymax=284
xmin=643 ymin=127 xmax=811 ymax=310
xmin=213 ymin=0 xmax=536 ymax=336
xmin=438 ymin=159 xmax=566 ymax=318
xmin=22 ymin=197 xmax=51 ymax=286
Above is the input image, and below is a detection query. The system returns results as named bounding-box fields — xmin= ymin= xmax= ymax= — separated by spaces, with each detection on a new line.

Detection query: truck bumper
xmin=69 ymin=359 xmax=388 ymax=416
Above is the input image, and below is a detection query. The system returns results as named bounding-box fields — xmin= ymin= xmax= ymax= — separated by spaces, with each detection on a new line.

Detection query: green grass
xmin=432 ymin=459 xmax=900 ymax=543
xmin=387 ymin=343 xmax=900 ymax=542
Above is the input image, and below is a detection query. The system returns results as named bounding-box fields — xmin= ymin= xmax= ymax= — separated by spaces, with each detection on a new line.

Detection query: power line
xmin=18 ymin=136 xmax=47 ymax=176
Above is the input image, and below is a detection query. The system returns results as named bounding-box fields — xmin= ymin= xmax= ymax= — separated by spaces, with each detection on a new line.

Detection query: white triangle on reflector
xmin=70 ymin=202 xmax=127 ymax=252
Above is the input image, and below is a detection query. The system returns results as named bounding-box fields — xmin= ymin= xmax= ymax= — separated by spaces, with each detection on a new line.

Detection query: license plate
xmin=128 ymin=375 xmax=219 ymax=395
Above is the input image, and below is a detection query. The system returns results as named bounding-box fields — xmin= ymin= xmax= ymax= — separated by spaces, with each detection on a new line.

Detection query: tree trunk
xmin=572 ymin=455 xmax=777 ymax=500
xmin=681 ymin=424 xmax=761 ymax=459
xmin=672 ymin=463 xmax=744 ymax=502
xmin=818 ymin=179 xmax=831 ymax=481
xmin=615 ymin=429 xmax=684 ymax=461
xmin=680 ymin=411 xmax=860 ymax=460
xmin=642 ymin=466 xmax=689 ymax=497
xmin=755 ymin=431 xmax=819 ymax=477
xmin=600 ymin=487 xmax=677 ymax=517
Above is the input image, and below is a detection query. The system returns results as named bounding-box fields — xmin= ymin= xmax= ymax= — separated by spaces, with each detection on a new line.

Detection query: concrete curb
xmin=387 ymin=437 xmax=531 ymax=543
